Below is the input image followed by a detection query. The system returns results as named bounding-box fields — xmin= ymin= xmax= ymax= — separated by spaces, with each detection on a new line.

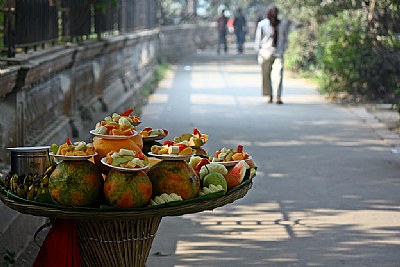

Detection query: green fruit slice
xmin=203 ymin=172 xmax=227 ymax=192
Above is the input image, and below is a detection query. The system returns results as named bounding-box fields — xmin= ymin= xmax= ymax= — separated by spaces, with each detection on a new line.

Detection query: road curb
xmin=349 ymin=106 xmax=400 ymax=147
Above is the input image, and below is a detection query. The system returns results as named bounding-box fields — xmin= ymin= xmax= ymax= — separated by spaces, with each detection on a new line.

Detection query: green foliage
xmin=1 ymin=249 xmax=15 ymax=267
xmin=134 ymin=63 xmax=169 ymax=116
xmin=316 ymin=10 xmax=400 ymax=101
xmin=285 ymin=28 xmax=317 ymax=73
xmin=275 ymin=0 xmax=400 ymax=103
xmin=153 ymin=62 xmax=169 ymax=85
xmin=95 ymin=0 xmax=117 ymax=15
xmin=277 ymin=0 xmax=364 ymax=74
xmin=316 ymin=10 xmax=368 ymax=94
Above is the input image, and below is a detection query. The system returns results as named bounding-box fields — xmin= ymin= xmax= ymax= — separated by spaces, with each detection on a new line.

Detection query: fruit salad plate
xmin=147 ymin=152 xmax=192 ymax=161
xmin=101 ymin=158 xmax=150 ymax=172
xmin=129 ymin=121 xmax=142 ymax=127
xmin=142 ymin=132 xmax=167 ymax=142
xmin=90 ymin=130 xmax=138 ymax=140
xmin=50 ymin=152 xmax=98 ymax=161
xmin=211 ymin=156 xmax=253 ymax=167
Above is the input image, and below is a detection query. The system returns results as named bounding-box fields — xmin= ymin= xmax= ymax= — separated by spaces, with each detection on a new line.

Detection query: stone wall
xmin=0 ymin=24 xmax=217 ymax=166
xmin=0 ymin=23 xmax=215 ymax=260
xmin=0 ymin=29 xmax=159 ymax=259
xmin=0 ymin=30 xmax=159 ymax=167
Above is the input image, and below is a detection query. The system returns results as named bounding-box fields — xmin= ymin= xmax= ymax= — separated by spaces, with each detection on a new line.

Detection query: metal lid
xmin=7 ymin=146 xmax=50 ymax=152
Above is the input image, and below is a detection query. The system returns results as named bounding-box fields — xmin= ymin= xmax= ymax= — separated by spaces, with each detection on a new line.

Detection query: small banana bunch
xmin=3 ymin=165 xmax=55 ymax=200
xmin=198 ymin=184 xmax=224 ymax=196
xmin=150 ymin=193 xmax=183 ymax=206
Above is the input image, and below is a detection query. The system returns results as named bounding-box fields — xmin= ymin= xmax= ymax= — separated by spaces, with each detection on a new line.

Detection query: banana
xmin=32 ymin=182 xmax=41 ymax=196
xmin=199 ymin=184 xmax=224 ymax=196
xmin=43 ymin=186 xmax=49 ymax=194
xmin=154 ymin=196 xmax=166 ymax=205
xmin=209 ymin=184 xmax=223 ymax=192
xmin=44 ymin=165 xmax=55 ymax=176
xmin=150 ymin=193 xmax=184 ymax=206
xmin=169 ymin=193 xmax=183 ymax=201
xmin=33 ymin=173 xmax=39 ymax=182
xmin=39 ymin=184 xmax=49 ymax=195
xmin=17 ymin=184 xmax=27 ymax=198
xmin=11 ymin=174 xmax=19 ymax=193
xmin=160 ymin=193 xmax=174 ymax=202
xmin=24 ymin=174 xmax=34 ymax=187
xmin=4 ymin=172 xmax=12 ymax=189
xmin=202 ymin=186 xmax=213 ymax=194
xmin=26 ymin=185 xmax=36 ymax=200
xmin=41 ymin=175 xmax=49 ymax=186
xmin=5 ymin=171 xmax=50 ymax=200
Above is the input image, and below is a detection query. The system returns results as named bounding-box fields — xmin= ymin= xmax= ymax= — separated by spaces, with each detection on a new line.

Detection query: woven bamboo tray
xmin=0 ymin=180 xmax=252 ymax=220
xmin=0 ymin=181 xmax=252 ymax=267
xmin=77 ymin=217 xmax=162 ymax=267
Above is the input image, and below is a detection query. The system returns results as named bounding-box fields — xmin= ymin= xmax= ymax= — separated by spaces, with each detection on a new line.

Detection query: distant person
xmin=233 ymin=8 xmax=247 ymax=53
xmin=217 ymin=9 xmax=228 ymax=54
xmin=254 ymin=4 xmax=289 ymax=104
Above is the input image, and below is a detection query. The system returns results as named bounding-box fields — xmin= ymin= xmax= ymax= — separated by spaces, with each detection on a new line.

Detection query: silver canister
xmin=7 ymin=146 xmax=50 ymax=176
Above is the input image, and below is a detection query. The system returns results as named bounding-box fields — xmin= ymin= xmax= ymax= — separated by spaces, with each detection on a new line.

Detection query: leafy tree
xmin=273 ymin=0 xmax=400 ymax=103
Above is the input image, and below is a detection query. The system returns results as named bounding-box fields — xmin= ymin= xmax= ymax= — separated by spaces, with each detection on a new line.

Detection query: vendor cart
xmin=0 ymin=180 xmax=252 ymax=267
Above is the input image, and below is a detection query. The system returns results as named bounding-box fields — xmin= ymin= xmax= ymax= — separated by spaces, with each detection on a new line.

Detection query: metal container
xmin=7 ymin=146 xmax=50 ymax=176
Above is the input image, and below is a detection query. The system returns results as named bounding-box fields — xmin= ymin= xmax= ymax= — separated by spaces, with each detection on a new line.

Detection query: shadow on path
xmin=145 ymin=49 xmax=400 ymax=266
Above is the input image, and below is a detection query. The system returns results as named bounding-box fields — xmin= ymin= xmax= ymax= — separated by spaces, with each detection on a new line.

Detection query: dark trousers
xmin=217 ymin=31 xmax=227 ymax=54
xmin=236 ymin=31 xmax=245 ymax=53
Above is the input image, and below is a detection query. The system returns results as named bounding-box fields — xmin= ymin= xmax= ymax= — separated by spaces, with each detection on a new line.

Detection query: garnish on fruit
xmin=173 ymin=128 xmax=208 ymax=147
xmin=140 ymin=127 xmax=168 ymax=138
xmin=52 ymin=138 xmax=95 ymax=156
xmin=94 ymin=108 xmax=141 ymax=136
xmin=211 ymin=145 xmax=250 ymax=162
xmin=150 ymin=139 xmax=194 ymax=156
xmin=105 ymin=148 xmax=149 ymax=169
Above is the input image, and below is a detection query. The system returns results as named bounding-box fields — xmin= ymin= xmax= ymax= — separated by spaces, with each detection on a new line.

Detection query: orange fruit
xmin=130 ymin=133 xmax=143 ymax=149
xmin=93 ymin=137 xmax=141 ymax=173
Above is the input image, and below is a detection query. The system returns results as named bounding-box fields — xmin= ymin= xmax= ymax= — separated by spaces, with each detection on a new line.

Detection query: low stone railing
xmin=0 ymin=23 xmax=216 ymax=167
xmin=0 ymin=30 xmax=158 ymax=167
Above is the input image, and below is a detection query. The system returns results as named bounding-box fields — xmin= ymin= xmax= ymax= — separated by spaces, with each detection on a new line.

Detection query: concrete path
xmin=143 ymin=50 xmax=400 ymax=266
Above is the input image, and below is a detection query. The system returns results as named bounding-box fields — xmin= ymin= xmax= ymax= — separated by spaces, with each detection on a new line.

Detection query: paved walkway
xmin=14 ymin=47 xmax=400 ymax=266
xmin=142 ymin=49 xmax=400 ymax=266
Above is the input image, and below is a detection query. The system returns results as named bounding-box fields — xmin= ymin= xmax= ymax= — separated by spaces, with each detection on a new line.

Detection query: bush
xmin=316 ymin=11 xmax=368 ymax=95
xmin=286 ymin=27 xmax=318 ymax=73
xmin=316 ymin=10 xmax=400 ymax=102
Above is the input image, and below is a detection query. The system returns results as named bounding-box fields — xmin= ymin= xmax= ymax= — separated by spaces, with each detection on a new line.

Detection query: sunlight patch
xmin=268 ymin=173 xmax=286 ymax=178
xmin=191 ymin=73 xmax=226 ymax=89
xmin=237 ymin=97 xmax=266 ymax=105
xmin=190 ymin=94 xmax=236 ymax=105
xmin=148 ymin=94 xmax=168 ymax=104
xmin=255 ymin=140 xmax=306 ymax=146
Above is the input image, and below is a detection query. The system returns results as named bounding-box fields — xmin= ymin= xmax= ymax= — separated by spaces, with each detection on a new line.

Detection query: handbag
xmin=257 ymin=27 xmax=274 ymax=64
xmin=257 ymin=47 xmax=274 ymax=64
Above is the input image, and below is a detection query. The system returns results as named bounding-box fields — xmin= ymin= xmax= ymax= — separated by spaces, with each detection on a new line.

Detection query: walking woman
xmin=254 ymin=4 xmax=289 ymax=104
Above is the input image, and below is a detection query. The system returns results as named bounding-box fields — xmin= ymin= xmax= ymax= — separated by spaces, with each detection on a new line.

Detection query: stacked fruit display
xmin=1 ymin=108 xmax=257 ymax=210
xmin=3 ymin=165 xmax=55 ymax=200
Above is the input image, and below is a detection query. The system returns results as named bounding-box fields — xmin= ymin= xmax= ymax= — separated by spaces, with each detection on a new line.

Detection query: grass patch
xmin=133 ymin=62 xmax=169 ymax=116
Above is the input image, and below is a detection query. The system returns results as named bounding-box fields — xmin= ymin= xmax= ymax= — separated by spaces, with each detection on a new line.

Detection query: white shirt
xmin=254 ymin=18 xmax=289 ymax=58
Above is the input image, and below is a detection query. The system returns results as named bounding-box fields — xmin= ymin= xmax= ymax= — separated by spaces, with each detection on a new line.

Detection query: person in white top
xmin=254 ymin=4 xmax=289 ymax=104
